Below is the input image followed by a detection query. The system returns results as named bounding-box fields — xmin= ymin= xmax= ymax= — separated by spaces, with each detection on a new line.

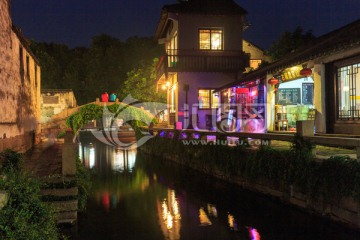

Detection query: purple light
xmin=159 ymin=131 xmax=165 ymax=138
xmin=192 ymin=133 xmax=200 ymax=139
xmin=167 ymin=131 xmax=174 ymax=138
xmin=180 ymin=132 xmax=187 ymax=139
xmin=249 ymin=227 xmax=261 ymax=240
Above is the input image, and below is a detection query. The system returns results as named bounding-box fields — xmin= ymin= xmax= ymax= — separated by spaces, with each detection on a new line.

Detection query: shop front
xmin=269 ymin=65 xmax=315 ymax=132
xmin=218 ymin=79 xmax=266 ymax=133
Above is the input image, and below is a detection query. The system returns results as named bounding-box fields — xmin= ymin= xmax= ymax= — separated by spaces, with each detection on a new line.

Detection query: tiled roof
xmin=163 ymin=0 xmax=247 ymax=15
xmin=155 ymin=0 xmax=247 ymax=39
xmin=218 ymin=18 xmax=360 ymax=90
xmin=12 ymin=25 xmax=40 ymax=65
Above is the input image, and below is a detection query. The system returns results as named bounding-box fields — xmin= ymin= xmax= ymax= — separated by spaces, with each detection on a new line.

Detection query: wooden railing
xmin=156 ymin=49 xmax=250 ymax=80
xmin=147 ymin=127 xmax=360 ymax=160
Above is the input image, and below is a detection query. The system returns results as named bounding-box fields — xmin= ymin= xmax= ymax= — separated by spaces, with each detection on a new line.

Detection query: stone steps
xmin=41 ymin=176 xmax=78 ymax=225
xmin=41 ymin=187 xmax=78 ymax=197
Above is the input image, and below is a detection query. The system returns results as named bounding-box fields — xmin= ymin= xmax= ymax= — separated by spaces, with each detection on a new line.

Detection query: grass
xmin=270 ymin=140 xmax=356 ymax=157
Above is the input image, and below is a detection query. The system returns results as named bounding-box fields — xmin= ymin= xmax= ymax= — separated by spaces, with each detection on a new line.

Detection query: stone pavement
xmin=23 ymin=137 xmax=63 ymax=178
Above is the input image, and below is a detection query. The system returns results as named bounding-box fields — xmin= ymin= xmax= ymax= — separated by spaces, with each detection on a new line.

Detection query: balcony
xmin=156 ymin=49 xmax=250 ymax=81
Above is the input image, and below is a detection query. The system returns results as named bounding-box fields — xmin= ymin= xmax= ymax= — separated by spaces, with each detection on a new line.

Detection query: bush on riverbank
xmin=76 ymin=156 xmax=92 ymax=212
xmin=0 ymin=150 xmax=59 ymax=239
xmin=143 ymin=135 xmax=360 ymax=204
xmin=66 ymin=103 xmax=155 ymax=133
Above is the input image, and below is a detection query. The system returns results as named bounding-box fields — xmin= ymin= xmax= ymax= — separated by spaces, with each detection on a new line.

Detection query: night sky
xmin=10 ymin=0 xmax=360 ymax=50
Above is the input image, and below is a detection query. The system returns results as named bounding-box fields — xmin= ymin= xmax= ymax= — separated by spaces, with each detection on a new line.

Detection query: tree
xmin=120 ymin=59 xmax=166 ymax=104
xmin=30 ymin=35 xmax=163 ymax=105
xmin=267 ymin=26 xmax=315 ymax=60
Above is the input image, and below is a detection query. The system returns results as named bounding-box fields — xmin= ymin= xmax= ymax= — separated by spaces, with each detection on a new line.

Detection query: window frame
xmin=198 ymin=89 xmax=219 ymax=109
xmin=336 ymin=61 xmax=360 ymax=120
xmin=199 ymin=28 xmax=224 ymax=51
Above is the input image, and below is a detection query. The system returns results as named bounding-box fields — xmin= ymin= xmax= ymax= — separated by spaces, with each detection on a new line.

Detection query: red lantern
xmin=268 ymin=77 xmax=279 ymax=85
xmin=300 ymin=68 xmax=312 ymax=77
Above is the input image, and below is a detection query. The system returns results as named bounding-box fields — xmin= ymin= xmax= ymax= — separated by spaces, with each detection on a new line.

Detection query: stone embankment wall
xmin=142 ymin=147 xmax=360 ymax=230
xmin=0 ymin=0 xmax=41 ymax=153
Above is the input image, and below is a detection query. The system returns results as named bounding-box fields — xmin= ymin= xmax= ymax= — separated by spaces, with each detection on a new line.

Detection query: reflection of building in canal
xmin=227 ymin=213 xmax=238 ymax=231
xmin=199 ymin=207 xmax=212 ymax=226
xmin=249 ymin=227 xmax=261 ymax=240
xmin=113 ymin=148 xmax=136 ymax=172
xmin=157 ymin=189 xmax=181 ymax=240
xmin=79 ymin=142 xmax=137 ymax=172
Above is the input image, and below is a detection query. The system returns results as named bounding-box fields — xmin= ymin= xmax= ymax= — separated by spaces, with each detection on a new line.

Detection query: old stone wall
xmin=0 ymin=0 xmax=41 ymax=152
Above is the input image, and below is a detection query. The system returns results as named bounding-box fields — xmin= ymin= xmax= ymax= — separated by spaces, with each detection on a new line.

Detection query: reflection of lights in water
xmin=112 ymin=148 xmax=137 ymax=172
xmin=227 ymin=213 xmax=238 ymax=231
xmin=127 ymin=149 xmax=136 ymax=172
xmin=249 ymin=227 xmax=261 ymax=240
xmin=113 ymin=149 xmax=125 ymax=172
xmin=102 ymin=192 xmax=110 ymax=211
xmin=78 ymin=144 xmax=83 ymax=161
xmin=89 ymin=147 xmax=95 ymax=169
xmin=199 ymin=207 xmax=212 ymax=226
xmin=207 ymin=204 xmax=218 ymax=217
xmin=160 ymin=189 xmax=181 ymax=234
xmin=162 ymin=202 xmax=173 ymax=230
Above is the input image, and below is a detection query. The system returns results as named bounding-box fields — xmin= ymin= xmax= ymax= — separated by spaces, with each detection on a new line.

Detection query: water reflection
xmin=74 ymin=142 xmax=359 ymax=240
xmin=199 ymin=207 xmax=212 ymax=226
xmin=79 ymin=142 xmax=137 ymax=172
xmin=158 ymin=190 xmax=181 ymax=240
xmin=227 ymin=213 xmax=238 ymax=231
xmin=249 ymin=227 xmax=261 ymax=240
xmin=113 ymin=148 xmax=136 ymax=172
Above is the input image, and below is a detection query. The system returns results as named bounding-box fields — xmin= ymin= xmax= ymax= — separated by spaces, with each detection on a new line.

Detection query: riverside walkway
xmin=23 ymin=137 xmax=63 ymax=177
xmin=23 ymin=137 xmax=78 ymax=225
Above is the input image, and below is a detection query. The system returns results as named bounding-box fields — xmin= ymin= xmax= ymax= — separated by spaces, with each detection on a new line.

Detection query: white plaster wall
xmin=177 ymin=72 xmax=237 ymax=129
xmin=313 ymin=64 xmax=326 ymax=133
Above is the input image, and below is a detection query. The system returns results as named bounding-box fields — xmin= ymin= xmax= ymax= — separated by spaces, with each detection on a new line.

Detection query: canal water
xmin=73 ymin=141 xmax=359 ymax=240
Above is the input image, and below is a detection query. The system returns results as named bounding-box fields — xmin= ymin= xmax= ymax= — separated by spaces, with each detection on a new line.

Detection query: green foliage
xmin=267 ymin=26 xmax=316 ymax=60
xmin=120 ymin=58 xmax=166 ymax=103
xmin=0 ymin=149 xmax=24 ymax=173
xmin=66 ymin=103 xmax=154 ymax=133
xmin=291 ymin=134 xmax=314 ymax=158
xmin=0 ymin=151 xmax=58 ymax=239
xmin=57 ymin=130 xmax=66 ymax=139
xmin=143 ymin=134 xmax=360 ymax=204
xmin=76 ymin=157 xmax=92 ymax=212
xmin=30 ymin=36 xmax=162 ymax=105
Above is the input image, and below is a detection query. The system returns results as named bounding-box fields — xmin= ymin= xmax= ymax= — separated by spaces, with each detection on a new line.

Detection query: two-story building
xmin=155 ymin=0 xmax=250 ymax=130
xmin=0 ymin=0 xmax=41 ymax=152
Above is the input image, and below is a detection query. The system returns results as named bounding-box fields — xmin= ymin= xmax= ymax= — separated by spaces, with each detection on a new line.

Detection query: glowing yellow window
xmin=198 ymin=89 xmax=219 ymax=109
xmin=199 ymin=29 xmax=223 ymax=50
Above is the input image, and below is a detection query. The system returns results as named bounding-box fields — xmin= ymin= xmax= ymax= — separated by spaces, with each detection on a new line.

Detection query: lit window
xmin=338 ymin=62 xmax=360 ymax=120
xmin=250 ymin=60 xmax=262 ymax=70
xmin=198 ymin=89 xmax=219 ymax=109
xmin=199 ymin=29 xmax=223 ymax=50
